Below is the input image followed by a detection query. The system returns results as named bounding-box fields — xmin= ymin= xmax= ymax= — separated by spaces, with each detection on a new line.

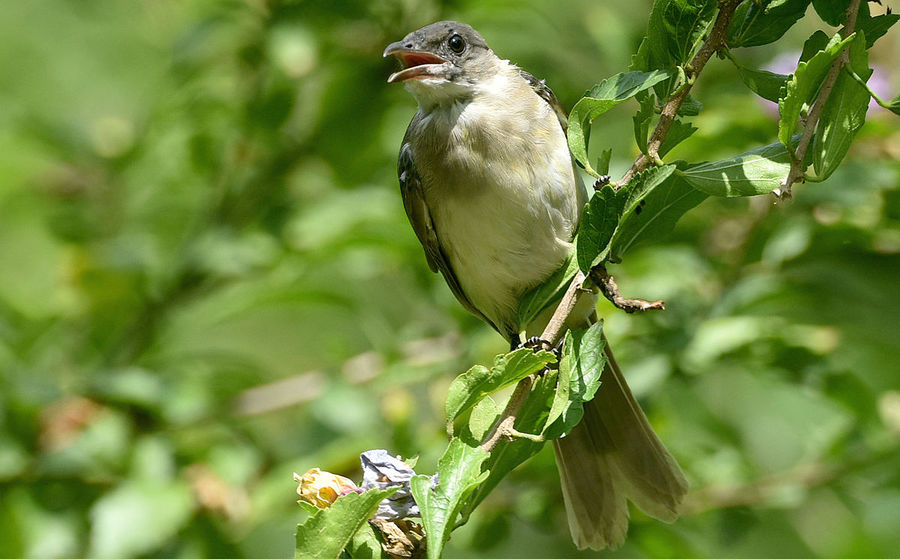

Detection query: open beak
xmin=383 ymin=42 xmax=448 ymax=83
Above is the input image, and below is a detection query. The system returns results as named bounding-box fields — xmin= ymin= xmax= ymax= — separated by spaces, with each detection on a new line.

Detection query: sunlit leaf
xmin=544 ymin=322 xmax=608 ymax=438
xmin=461 ymin=373 xmax=558 ymax=519
xmin=813 ymin=31 xmax=872 ymax=179
xmin=609 ymin=165 xmax=706 ymax=262
xmin=679 ymin=140 xmax=796 ymax=196
xmin=445 ymin=349 xmax=556 ymax=428
xmin=568 ymin=70 xmax=671 ymax=176
xmin=295 ymin=489 xmax=396 ymax=559
xmin=410 ymin=439 xmax=488 ymax=559
xmin=778 ymin=31 xmax=855 ymax=149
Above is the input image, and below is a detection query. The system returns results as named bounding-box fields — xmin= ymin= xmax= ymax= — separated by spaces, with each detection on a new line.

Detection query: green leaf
xmin=856 ymin=9 xmax=899 ymax=48
xmin=679 ymin=140 xmax=797 ymax=196
xmin=544 ymin=321 xmax=608 ymax=438
xmin=515 ymin=252 xmax=578 ymax=329
xmin=464 ymin=397 xmax=502 ymax=443
xmin=883 ymin=93 xmax=900 ymax=116
xmin=411 ymin=439 xmax=488 ymax=559
xmin=609 ymin=168 xmax=707 ymax=262
xmin=575 ymin=185 xmax=627 ymax=272
xmin=445 ymin=349 xmax=556 ymax=427
xmin=89 ymin=480 xmax=194 ymax=559
xmin=568 ymin=71 xmax=671 ymax=176
xmin=813 ymin=31 xmax=872 ymax=180
xmin=728 ymin=0 xmax=811 ymax=47
xmin=647 ymin=0 xmax=718 ymax=71
xmin=811 ymin=0 xmax=850 ymax=26
xmin=347 ymin=522 xmax=389 ymax=559
xmin=728 ymin=54 xmax=789 ymax=102
xmin=462 ymin=373 xmax=558 ymax=518
xmin=677 ymin=94 xmax=704 ymax=116
xmin=778 ymin=31 xmax=855 ymax=150
xmin=799 ymin=30 xmax=830 ymax=63
xmin=295 ymin=489 xmax=397 ymax=559
xmin=597 ymin=148 xmax=612 ymax=176
xmin=633 ymin=93 xmax=657 ymax=153
xmin=658 ymin=119 xmax=699 ymax=157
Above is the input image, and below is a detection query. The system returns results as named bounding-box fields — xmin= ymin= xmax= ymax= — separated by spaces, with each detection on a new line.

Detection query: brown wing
xmin=398 ymin=134 xmax=498 ymax=332
xmin=518 ymin=69 xmax=568 ymax=132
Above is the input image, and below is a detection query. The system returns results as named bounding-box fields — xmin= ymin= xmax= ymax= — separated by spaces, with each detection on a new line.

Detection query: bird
xmin=384 ymin=21 xmax=688 ymax=550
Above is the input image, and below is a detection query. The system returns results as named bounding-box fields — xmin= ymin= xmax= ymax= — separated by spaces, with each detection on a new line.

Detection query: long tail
xmin=552 ymin=331 xmax=688 ymax=550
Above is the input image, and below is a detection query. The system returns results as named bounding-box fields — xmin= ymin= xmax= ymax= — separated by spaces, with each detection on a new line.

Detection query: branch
xmin=480 ymin=0 xmax=741 ymax=452
xmin=591 ymin=264 xmax=665 ymax=313
xmin=776 ymin=0 xmax=862 ymax=199
xmin=620 ymin=0 xmax=741 ymax=186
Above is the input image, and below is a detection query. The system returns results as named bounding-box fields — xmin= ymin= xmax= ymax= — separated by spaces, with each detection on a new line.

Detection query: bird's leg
xmin=510 ymin=336 xmax=563 ymax=364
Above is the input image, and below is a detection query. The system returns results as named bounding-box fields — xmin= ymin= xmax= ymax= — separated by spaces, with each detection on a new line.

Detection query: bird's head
xmin=383 ymin=21 xmax=497 ymax=104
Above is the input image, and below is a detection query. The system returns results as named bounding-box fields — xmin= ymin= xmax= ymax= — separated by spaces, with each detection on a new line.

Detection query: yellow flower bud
xmin=294 ymin=468 xmax=359 ymax=509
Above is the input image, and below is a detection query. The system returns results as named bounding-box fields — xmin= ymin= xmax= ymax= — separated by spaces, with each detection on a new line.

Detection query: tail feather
xmin=553 ymin=339 xmax=688 ymax=550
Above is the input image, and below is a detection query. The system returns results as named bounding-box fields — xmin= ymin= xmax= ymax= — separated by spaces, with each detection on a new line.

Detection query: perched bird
xmin=384 ymin=21 xmax=688 ymax=549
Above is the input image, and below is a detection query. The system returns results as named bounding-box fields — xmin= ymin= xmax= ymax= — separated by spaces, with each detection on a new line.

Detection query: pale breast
xmin=410 ymin=72 xmax=583 ymax=335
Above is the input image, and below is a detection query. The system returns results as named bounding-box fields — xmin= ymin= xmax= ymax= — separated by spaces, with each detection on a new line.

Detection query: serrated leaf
xmin=679 ymin=140 xmax=796 ymax=196
xmin=295 ymin=489 xmax=397 ymax=559
xmin=648 ymin=0 xmax=718 ymax=72
xmin=811 ymin=0 xmax=850 ymax=26
xmin=461 ymin=373 xmax=558 ymax=519
xmin=609 ymin=169 xmax=707 ymax=262
xmin=778 ymin=31 xmax=855 ymax=149
xmin=411 ymin=439 xmax=488 ymax=559
xmin=813 ymin=31 xmax=872 ymax=179
xmin=544 ymin=322 xmax=608 ymax=438
xmin=658 ymin=119 xmax=699 ymax=157
xmin=568 ymin=71 xmax=671 ymax=176
xmin=575 ymin=185 xmax=627 ymax=272
xmin=515 ymin=252 xmax=578 ymax=329
xmin=728 ymin=0 xmax=811 ymax=47
xmin=445 ymin=349 xmax=556 ymax=427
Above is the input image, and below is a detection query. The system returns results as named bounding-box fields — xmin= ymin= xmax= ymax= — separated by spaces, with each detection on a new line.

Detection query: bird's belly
xmin=428 ymin=169 xmax=575 ymax=335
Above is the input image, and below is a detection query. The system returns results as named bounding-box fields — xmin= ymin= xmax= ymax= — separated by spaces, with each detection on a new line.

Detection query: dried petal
xmin=294 ymin=468 xmax=359 ymax=509
xmin=360 ymin=449 xmax=437 ymax=519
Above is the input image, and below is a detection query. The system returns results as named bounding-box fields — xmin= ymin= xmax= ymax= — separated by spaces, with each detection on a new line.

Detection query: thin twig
xmin=620 ymin=0 xmax=741 ymax=186
xmin=776 ymin=0 xmax=862 ymax=199
xmin=591 ymin=264 xmax=666 ymax=313
xmin=480 ymin=0 xmax=741 ymax=452
xmin=480 ymin=375 xmax=537 ymax=452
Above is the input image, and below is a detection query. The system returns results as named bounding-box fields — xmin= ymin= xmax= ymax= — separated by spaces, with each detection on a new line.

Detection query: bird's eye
xmin=447 ymin=34 xmax=465 ymax=54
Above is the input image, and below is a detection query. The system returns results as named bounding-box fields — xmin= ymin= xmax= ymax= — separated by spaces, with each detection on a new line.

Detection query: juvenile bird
xmin=384 ymin=21 xmax=688 ymax=549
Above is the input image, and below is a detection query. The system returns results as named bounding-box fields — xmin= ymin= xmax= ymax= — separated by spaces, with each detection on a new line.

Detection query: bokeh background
xmin=1 ymin=0 xmax=899 ymax=558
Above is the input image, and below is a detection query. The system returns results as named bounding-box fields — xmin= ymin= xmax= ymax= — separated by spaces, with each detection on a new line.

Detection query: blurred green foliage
xmin=0 ymin=0 xmax=898 ymax=558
